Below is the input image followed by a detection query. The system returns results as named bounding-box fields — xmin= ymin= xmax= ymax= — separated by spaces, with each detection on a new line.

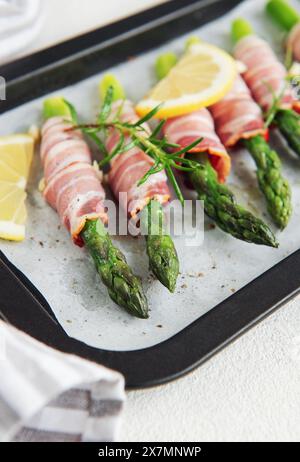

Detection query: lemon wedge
xmin=136 ymin=42 xmax=237 ymax=119
xmin=0 ymin=134 xmax=34 ymax=242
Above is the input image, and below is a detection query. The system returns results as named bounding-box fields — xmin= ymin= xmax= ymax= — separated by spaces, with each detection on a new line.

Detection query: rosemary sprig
xmin=68 ymin=87 xmax=203 ymax=206
xmin=263 ymin=81 xmax=288 ymax=128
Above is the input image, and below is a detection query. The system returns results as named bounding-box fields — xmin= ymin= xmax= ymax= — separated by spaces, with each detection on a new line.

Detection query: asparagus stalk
xmin=266 ymin=0 xmax=300 ymax=32
xmin=244 ymin=136 xmax=292 ymax=229
xmin=156 ymin=52 xmax=278 ymax=242
xmin=81 ymin=219 xmax=148 ymax=318
xmin=141 ymin=200 xmax=179 ymax=293
xmin=232 ymin=19 xmax=300 ymax=157
xmin=99 ymin=75 xmax=180 ymax=293
xmin=188 ymin=154 xmax=278 ymax=247
xmin=275 ymin=108 xmax=300 ymax=154
xmin=43 ymin=97 xmax=149 ymax=319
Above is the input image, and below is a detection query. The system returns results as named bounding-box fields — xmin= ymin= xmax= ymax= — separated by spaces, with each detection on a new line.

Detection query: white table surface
xmin=11 ymin=0 xmax=300 ymax=442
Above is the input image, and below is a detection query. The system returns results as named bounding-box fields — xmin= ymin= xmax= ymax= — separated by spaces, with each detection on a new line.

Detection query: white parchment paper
xmin=1 ymin=0 xmax=300 ymax=351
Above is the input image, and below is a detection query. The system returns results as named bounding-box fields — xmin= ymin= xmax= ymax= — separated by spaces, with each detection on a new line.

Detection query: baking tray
xmin=1 ymin=0 xmax=300 ymax=389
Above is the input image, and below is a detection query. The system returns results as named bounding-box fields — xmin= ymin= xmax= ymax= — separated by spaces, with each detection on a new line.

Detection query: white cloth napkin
xmin=0 ymin=0 xmax=45 ymax=63
xmin=0 ymin=321 xmax=125 ymax=442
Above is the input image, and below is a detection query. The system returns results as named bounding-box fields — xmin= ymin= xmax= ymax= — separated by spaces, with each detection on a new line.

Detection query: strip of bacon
xmin=287 ymin=22 xmax=300 ymax=62
xmin=210 ymin=75 xmax=267 ymax=148
xmin=106 ymin=100 xmax=170 ymax=217
xmin=287 ymin=23 xmax=300 ymax=113
xmin=41 ymin=116 xmax=107 ymax=245
xmin=162 ymin=108 xmax=231 ymax=183
xmin=234 ymin=35 xmax=294 ymax=111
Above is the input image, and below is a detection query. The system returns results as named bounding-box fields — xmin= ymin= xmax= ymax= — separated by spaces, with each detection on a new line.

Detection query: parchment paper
xmin=1 ymin=0 xmax=300 ymax=351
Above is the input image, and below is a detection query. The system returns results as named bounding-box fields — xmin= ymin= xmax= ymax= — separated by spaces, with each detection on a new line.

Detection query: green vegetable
xmin=82 ymin=219 xmax=149 ymax=319
xmin=266 ymin=0 xmax=300 ymax=32
xmin=244 ymin=135 xmax=292 ymax=229
xmin=231 ymin=18 xmax=254 ymax=44
xmin=275 ymin=109 xmax=300 ymax=156
xmin=185 ymin=36 xmax=202 ymax=51
xmin=44 ymin=97 xmax=149 ymax=318
xmin=155 ymin=52 xmax=178 ymax=80
xmin=99 ymin=74 xmax=126 ymax=103
xmin=230 ymin=18 xmax=300 ymax=162
xmin=141 ymin=200 xmax=179 ymax=293
xmin=188 ymin=154 xmax=278 ymax=247
xmin=43 ymin=97 xmax=71 ymax=119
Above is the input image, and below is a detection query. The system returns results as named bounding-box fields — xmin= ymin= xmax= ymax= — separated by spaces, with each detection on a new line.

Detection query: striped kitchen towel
xmin=0 ymin=321 xmax=125 ymax=442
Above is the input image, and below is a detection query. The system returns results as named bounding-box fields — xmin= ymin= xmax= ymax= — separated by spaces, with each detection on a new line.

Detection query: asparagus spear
xmin=141 ymin=199 xmax=179 ymax=293
xmin=188 ymin=154 xmax=278 ymax=247
xmin=81 ymin=219 xmax=149 ymax=318
xmin=232 ymin=18 xmax=300 ymax=157
xmin=155 ymin=52 xmax=279 ymax=243
xmin=275 ymin=108 xmax=300 ymax=154
xmin=43 ymin=97 xmax=149 ymax=319
xmin=99 ymin=75 xmax=180 ymax=293
xmin=244 ymin=136 xmax=292 ymax=229
xmin=266 ymin=0 xmax=300 ymax=31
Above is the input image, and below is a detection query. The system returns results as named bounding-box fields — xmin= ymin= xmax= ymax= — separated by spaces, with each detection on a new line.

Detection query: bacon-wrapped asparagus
xmin=266 ymin=0 xmax=300 ymax=61
xmin=210 ymin=74 xmax=292 ymax=229
xmin=155 ymin=56 xmax=278 ymax=247
xmin=100 ymin=77 xmax=180 ymax=293
xmin=287 ymin=23 xmax=300 ymax=63
xmin=232 ymin=18 xmax=300 ymax=157
xmin=180 ymin=37 xmax=291 ymax=228
xmin=41 ymin=98 xmax=149 ymax=319
xmin=266 ymin=0 xmax=300 ymax=114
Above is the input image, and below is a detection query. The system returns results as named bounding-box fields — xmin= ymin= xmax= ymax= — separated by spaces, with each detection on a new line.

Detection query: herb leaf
xmin=133 ymin=105 xmax=163 ymax=127
xmin=63 ymin=99 xmax=78 ymax=125
xmin=98 ymin=86 xmax=114 ymax=124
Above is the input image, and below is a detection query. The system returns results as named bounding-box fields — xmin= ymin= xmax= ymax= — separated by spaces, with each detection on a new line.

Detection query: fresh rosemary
xmin=263 ymin=81 xmax=288 ymax=128
xmin=65 ymin=87 xmax=203 ymax=205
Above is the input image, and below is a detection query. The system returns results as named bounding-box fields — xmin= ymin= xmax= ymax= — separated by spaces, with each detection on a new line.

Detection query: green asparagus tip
xmin=147 ymin=235 xmax=180 ymax=293
xmin=142 ymin=200 xmax=180 ymax=293
xmin=155 ymin=52 xmax=178 ymax=81
xmin=188 ymin=154 xmax=279 ymax=248
xmin=99 ymin=74 xmax=126 ymax=103
xmin=231 ymin=18 xmax=254 ymax=44
xmin=43 ymin=97 xmax=71 ymax=120
xmin=266 ymin=0 xmax=300 ymax=32
xmin=244 ymin=135 xmax=292 ymax=230
xmin=185 ymin=35 xmax=202 ymax=51
xmin=82 ymin=219 xmax=149 ymax=320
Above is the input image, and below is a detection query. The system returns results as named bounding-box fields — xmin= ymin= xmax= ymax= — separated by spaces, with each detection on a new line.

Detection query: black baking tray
xmin=1 ymin=0 xmax=300 ymax=389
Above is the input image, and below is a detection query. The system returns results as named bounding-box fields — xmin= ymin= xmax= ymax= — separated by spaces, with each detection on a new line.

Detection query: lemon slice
xmin=0 ymin=134 xmax=34 ymax=242
xmin=136 ymin=43 xmax=237 ymax=119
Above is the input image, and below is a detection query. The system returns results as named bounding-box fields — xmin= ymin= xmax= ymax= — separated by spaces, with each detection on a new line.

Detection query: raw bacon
xmin=234 ymin=35 xmax=294 ymax=111
xmin=41 ymin=117 xmax=107 ymax=245
xmin=210 ymin=75 xmax=267 ymax=148
xmin=162 ymin=108 xmax=231 ymax=183
xmin=106 ymin=100 xmax=170 ymax=217
xmin=287 ymin=22 xmax=300 ymax=62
